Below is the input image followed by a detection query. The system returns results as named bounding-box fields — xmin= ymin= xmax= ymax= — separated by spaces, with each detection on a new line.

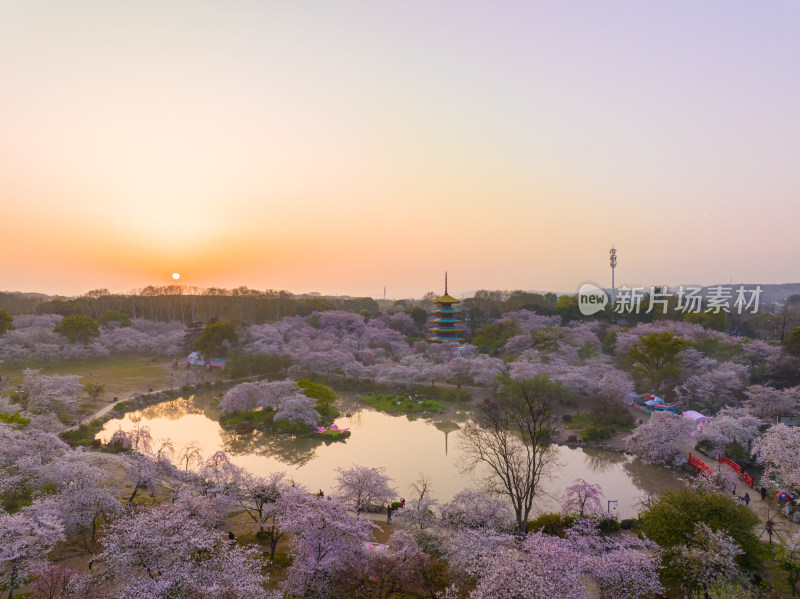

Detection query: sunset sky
xmin=2 ymin=1 xmax=799 ymax=299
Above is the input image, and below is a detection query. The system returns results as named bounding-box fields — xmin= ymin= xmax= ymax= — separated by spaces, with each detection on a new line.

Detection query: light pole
xmin=609 ymin=247 xmax=617 ymax=308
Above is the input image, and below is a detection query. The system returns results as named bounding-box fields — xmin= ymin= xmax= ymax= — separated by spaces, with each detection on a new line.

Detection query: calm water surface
xmin=97 ymin=393 xmax=684 ymax=519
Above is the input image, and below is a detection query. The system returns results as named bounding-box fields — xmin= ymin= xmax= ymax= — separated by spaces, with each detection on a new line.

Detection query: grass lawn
xmin=361 ymin=393 xmax=445 ymax=414
xmin=565 ymin=413 xmax=594 ymax=430
xmin=1 ymin=354 xmax=233 ymax=415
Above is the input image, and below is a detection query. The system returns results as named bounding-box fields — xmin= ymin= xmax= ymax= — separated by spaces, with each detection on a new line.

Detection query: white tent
xmin=682 ymin=410 xmax=710 ymax=421
xmin=682 ymin=410 xmax=710 ymax=436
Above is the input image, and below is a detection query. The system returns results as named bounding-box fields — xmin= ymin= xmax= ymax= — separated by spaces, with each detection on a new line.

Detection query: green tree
xmin=193 ymin=321 xmax=238 ymax=357
xmin=774 ymin=533 xmax=800 ymax=597
xmin=410 ymin=306 xmax=428 ymax=332
xmin=472 ymin=319 xmax=521 ymax=355
xmin=555 ymin=295 xmax=582 ymax=322
xmin=626 ymin=332 xmax=686 ymax=395
xmin=785 ymin=327 xmax=800 ymax=358
xmin=84 ymin=382 xmax=105 ymax=402
xmin=53 ymin=314 xmax=100 ymax=344
xmin=97 ymin=310 xmax=131 ymax=328
xmin=0 ymin=309 xmax=13 ymax=335
xmin=638 ymin=487 xmax=762 ymax=571
xmin=684 ymin=310 xmax=727 ymax=332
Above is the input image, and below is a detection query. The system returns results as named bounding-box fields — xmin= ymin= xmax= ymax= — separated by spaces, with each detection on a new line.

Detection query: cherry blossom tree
xmin=699 ymin=406 xmax=761 ymax=451
xmin=560 ymin=478 xmax=604 ymax=517
xmin=355 ymin=530 xmax=428 ymax=599
xmin=596 ymin=369 xmax=635 ymax=403
xmin=28 ymin=563 xmax=95 ymax=599
xmin=219 ymin=379 xmax=321 ymax=426
xmin=743 ymin=384 xmax=800 ymax=420
xmin=109 ymin=420 xmax=153 ymax=454
xmin=0 ymin=423 xmax=68 ymax=500
xmin=440 ymin=489 xmax=513 ymax=532
xmin=589 ymin=548 xmax=664 ymax=599
xmin=123 ymin=452 xmax=160 ymax=505
xmin=281 ymin=491 xmax=376 ymax=598
xmin=751 ymin=423 xmax=800 ymax=493
xmin=176 ymin=440 xmax=203 ymax=472
xmin=198 ymin=451 xmax=243 ymax=497
xmin=468 ymin=354 xmax=507 ymax=386
xmin=468 ymin=532 xmax=587 ymax=599
xmin=625 ymin=411 xmax=692 ymax=465
xmin=335 ymin=464 xmax=397 ymax=514
xmin=0 ymin=506 xmax=65 ymax=598
xmin=673 ymin=364 xmax=749 ymax=412
xmin=21 ymin=369 xmax=82 ymax=420
xmin=391 ymin=477 xmax=441 ymax=553
xmin=666 ymin=522 xmax=746 ymax=596
xmin=234 ymin=471 xmax=291 ymax=558
xmin=31 ymin=453 xmax=120 ymax=561
xmin=96 ymin=502 xmax=270 ymax=598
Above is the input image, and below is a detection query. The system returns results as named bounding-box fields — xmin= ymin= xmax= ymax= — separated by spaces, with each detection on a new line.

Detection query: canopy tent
xmin=644 ymin=395 xmax=665 ymax=406
xmin=682 ymin=410 xmax=710 ymax=421
xmin=683 ymin=410 xmax=710 ymax=436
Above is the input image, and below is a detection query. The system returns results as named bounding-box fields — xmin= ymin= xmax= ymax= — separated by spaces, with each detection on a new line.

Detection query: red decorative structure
xmin=718 ymin=454 xmax=741 ymax=473
xmin=717 ymin=454 xmax=754 ymax=488
xmin=689 ymin=453 xmax=713 ymax=476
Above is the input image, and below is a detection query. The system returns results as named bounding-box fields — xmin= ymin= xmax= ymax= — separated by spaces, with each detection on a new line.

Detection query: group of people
xmin=313 ymin=489 xmax=407 ymax=521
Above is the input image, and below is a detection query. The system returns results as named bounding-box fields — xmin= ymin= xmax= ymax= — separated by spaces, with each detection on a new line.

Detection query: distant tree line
xmin=26 ymin=287 xmax=380 ymax=324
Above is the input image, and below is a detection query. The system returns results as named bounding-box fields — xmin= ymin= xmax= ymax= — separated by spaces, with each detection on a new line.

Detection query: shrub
xmin=562 ymin=414 xmax=573 ymax=422
xmin=567 ymin=434 xmax=578 ymax=443
xmin=113 ymin=401 xmax=127 ymax=411
xmin=597 ymin=516 xmax=620 ymax=533
xmin=181 ymin=385 xmax=193 ymax=394
xmin=582 ymin=425 xmax=614 ymax=442
xmin=526 ymin=512 xmax=575 ymax=537
xmin=620 ymin=518 xmax=638 ymax=530
xmin=696 ymin=439 xmax=714 ymax=453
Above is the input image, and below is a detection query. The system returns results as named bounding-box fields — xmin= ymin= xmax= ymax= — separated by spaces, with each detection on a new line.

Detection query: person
xmin=400 ymin=498 xmax=405 ymax=508
xmin=744 ymin=492 xmax=750 ymax=506
xmin=761 ymin=486 xmax=768 ymax=501
xmin=732 ymin=483 xmax=737 ymax=496
xmin=317 ymin=489 xmax=324 ymax=498
xmin=228 ymin=531 xmax=236 ymax=546
xmin=387 ymin=504 xmax=392 ymax=522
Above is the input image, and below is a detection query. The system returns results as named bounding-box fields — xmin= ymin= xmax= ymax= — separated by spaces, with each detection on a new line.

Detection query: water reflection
xmin=623 ymin=456 xmax=688 ymax=500
xmin=219 ymin=428 xmax=318 ymax=467
xmin=97 ymin=392 xmax=685 ymax=519
xmin=141 ymin=396 xmax=203 ymax=421
xmin=583 ymin=447 xmax=627 ymax=473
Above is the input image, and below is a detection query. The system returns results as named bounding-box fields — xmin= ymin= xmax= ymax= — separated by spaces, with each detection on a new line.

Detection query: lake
xmin=97 ymin=392 xmax=684 ymax=519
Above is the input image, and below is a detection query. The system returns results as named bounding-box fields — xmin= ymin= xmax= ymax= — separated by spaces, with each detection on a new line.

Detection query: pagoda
xmin=429 ymin=272 xmax=462 ymax=342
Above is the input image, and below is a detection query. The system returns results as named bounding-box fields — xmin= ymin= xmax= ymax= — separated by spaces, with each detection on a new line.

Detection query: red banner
xmin=689 ymin=453 xmax=713 ymax=475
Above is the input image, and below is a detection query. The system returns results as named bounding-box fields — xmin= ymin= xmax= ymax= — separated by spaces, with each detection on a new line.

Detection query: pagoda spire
xmin=445 ymin=271 xmax=448 ymax=295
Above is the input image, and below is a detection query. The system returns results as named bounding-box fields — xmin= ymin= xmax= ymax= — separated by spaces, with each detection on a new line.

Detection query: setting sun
xmin=172 ymin=273 xmax=180 ymax=280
